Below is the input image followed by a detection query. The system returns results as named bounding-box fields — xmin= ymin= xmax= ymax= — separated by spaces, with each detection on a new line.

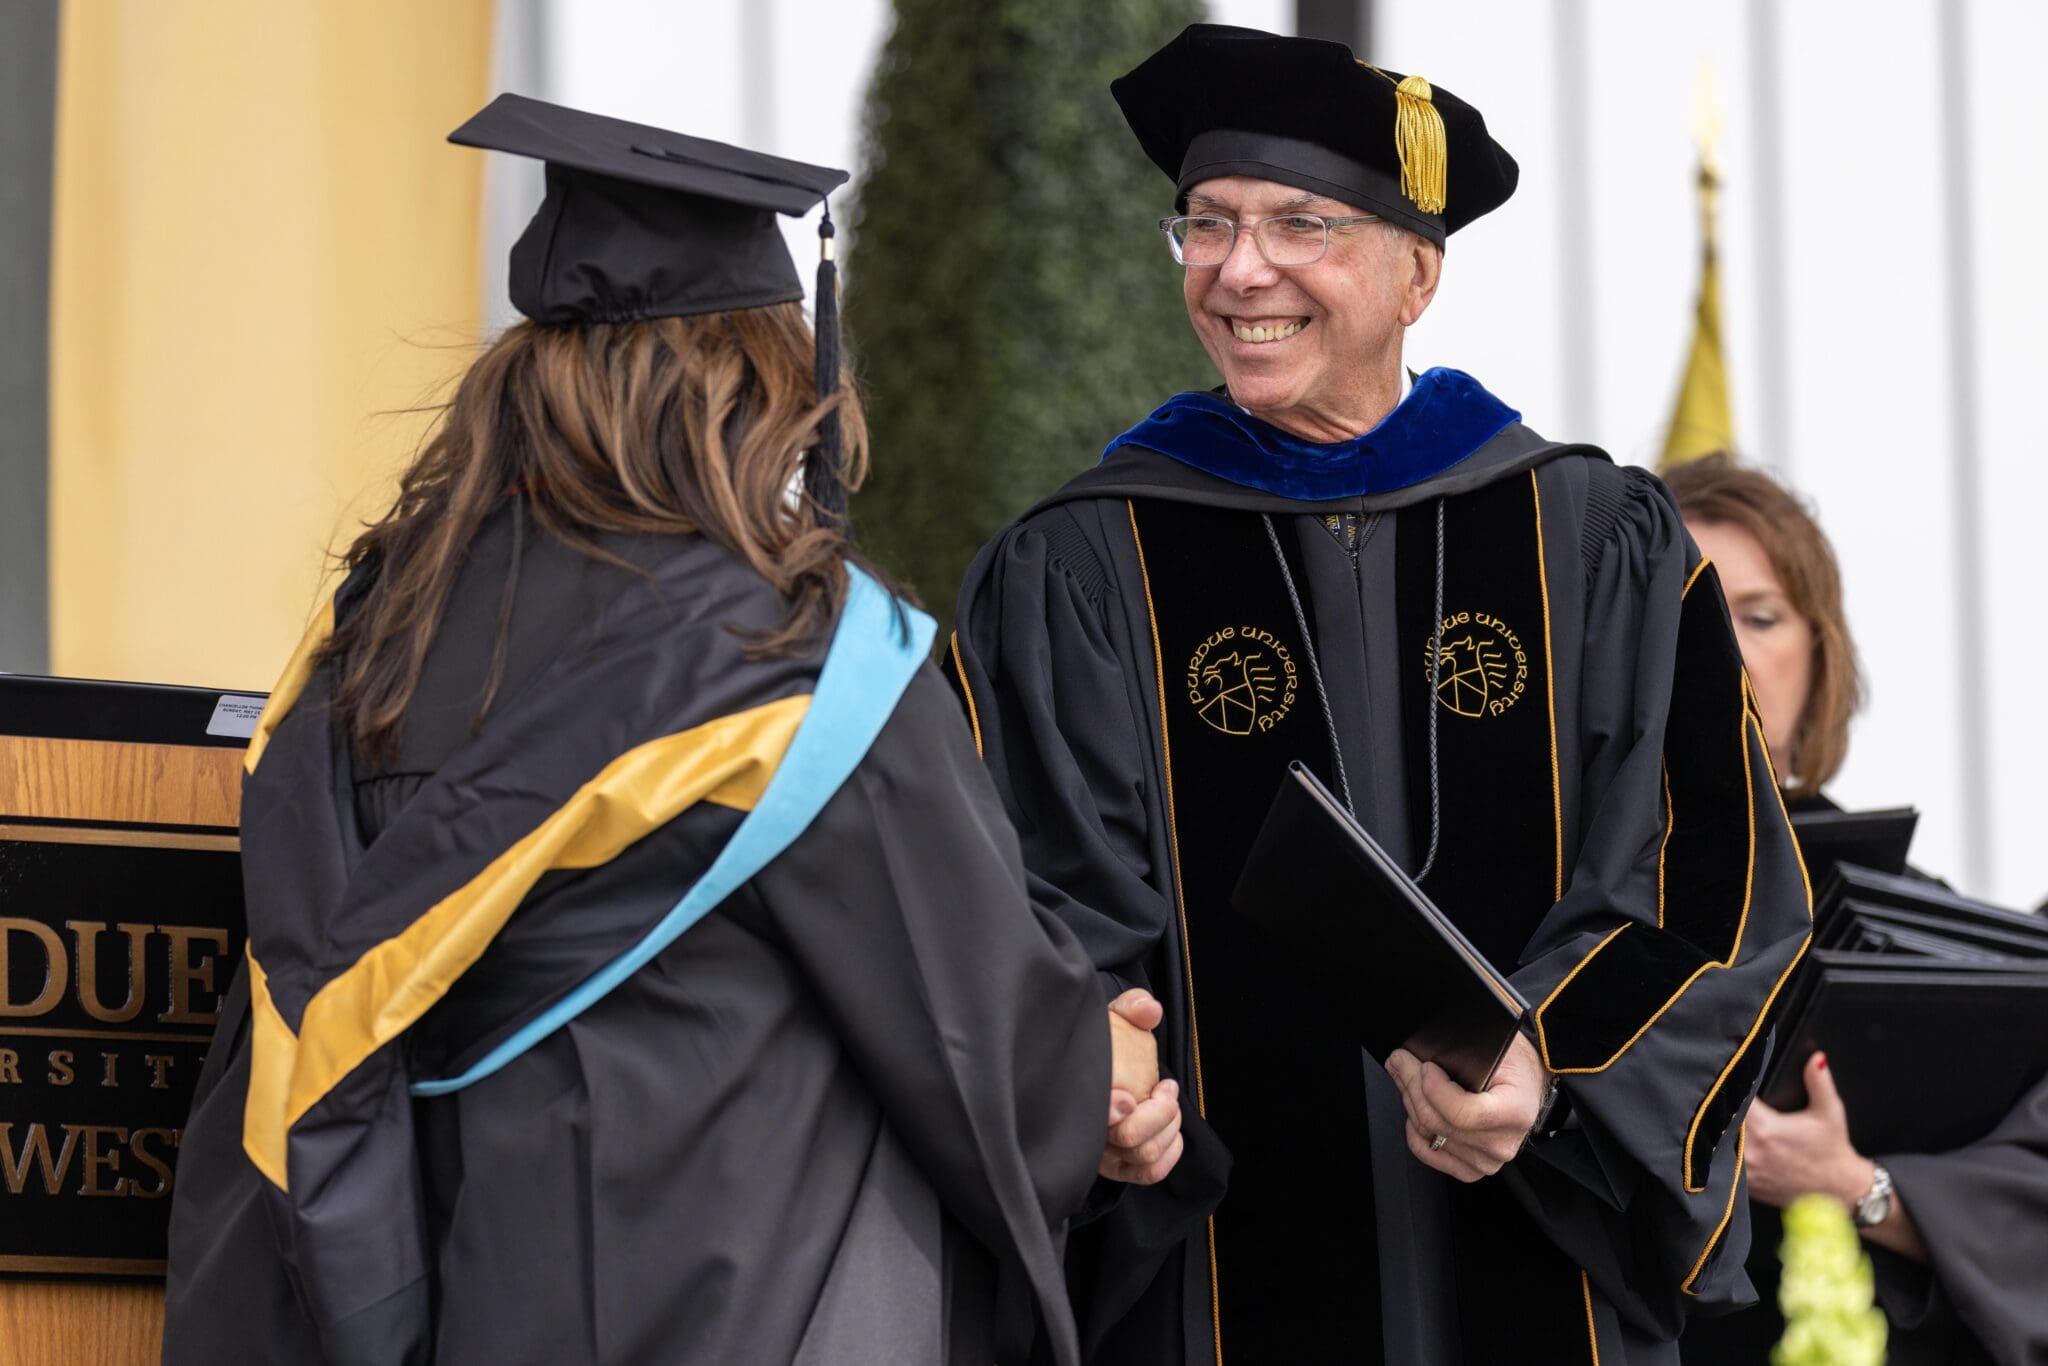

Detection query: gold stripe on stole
xmin=244 ymin=694 xmax=808 ymax=1190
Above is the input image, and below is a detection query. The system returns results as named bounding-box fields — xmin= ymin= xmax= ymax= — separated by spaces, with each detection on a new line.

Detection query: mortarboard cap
xmin=449 ymin=92 xmax=847 ymax=324
xmin=1112 ymin=25 xmax=1518 ymax=247
xmin=449 ymin=94 xmax=854 ymax=524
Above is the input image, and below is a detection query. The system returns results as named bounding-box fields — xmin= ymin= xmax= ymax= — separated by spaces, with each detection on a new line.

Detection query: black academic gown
xmin=950 ymin=375 xmax=1814 ymax=1365
xmin=163 ymin=512 xmax=1108 ymax=1364
xmin=1685 ymin=799 xmax=2048 ymax=1366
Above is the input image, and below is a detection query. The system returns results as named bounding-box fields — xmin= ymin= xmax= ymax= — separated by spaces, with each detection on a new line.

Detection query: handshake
xmin=1100 ymin=988 xmax=1184 ymax=1186
xmin=1097 ymin=988 xmax=1554 ymax=1190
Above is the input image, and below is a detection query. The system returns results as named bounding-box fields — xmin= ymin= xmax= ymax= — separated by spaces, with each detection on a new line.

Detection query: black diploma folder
xmin=1761 ymin=863 xmax=2048 ymax=1155
xmin=1230 ymin=762 xmax=1529 ymax=1091
xmin=1788 ymin=804 xmax=1918 ymax=881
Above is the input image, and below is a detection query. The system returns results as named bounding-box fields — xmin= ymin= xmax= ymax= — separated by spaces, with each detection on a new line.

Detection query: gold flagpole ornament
xmin=1659 ymin=61 xmax=1736 ymax=470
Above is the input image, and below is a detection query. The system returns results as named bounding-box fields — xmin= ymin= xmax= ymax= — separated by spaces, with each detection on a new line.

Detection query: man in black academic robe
xmin=948 ymin=25 xmax=1814 ymax=1363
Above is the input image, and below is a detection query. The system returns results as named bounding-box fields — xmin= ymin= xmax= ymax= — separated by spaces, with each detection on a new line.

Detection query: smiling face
xmin=1685 ymin=517 xmax=1816 ymax=762
xmin=1180 ymin=175 xmax=1442 ymax=442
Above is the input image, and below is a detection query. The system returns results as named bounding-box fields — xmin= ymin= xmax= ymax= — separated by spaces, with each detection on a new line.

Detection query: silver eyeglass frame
xmin=1158 ymin=212 xmax=1382 ymax=267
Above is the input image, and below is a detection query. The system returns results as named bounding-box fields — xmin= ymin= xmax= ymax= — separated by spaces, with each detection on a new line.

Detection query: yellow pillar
xmin=50 ymin=1 xmax=493 ymax=689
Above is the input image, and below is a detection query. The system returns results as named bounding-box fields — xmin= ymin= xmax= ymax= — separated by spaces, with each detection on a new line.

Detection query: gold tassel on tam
xmin=1360 ymin=63 xmax=1449 ymax=214
xmin=1392 ymin=75 xmax=1448 ymax=213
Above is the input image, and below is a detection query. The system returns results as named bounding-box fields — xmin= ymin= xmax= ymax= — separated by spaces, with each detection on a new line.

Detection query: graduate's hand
xmin=1107 ymin=988 xmax=1163 ymax=1100
xmin=1387 ymin=1034 xmax=1548 ymax=1182
xmin=1743 ymin=1051 xmax=1872 ymax=1211
xmin=1101 ymin=1079 xmax=1183 ymax=1186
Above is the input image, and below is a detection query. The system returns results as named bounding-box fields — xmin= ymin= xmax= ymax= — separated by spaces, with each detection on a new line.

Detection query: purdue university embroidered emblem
xmin=1187 ymin=626 xmax=1298 ymax=736
xmin=1425 ymin=610 xmax=1528 ymax=718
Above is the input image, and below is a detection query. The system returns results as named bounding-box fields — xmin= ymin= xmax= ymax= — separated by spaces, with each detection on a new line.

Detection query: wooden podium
xmin=0 ymin=676 xmax=258 ymax=1366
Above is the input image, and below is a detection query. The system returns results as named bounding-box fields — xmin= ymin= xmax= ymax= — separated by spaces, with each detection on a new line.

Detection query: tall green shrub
xmin=845 ymin=0 xmax=1208 ymax=619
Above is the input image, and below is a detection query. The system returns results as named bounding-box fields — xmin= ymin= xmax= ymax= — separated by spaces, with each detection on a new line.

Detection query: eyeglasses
xmin=1159 ymin=212 xmax=1380 ymax=267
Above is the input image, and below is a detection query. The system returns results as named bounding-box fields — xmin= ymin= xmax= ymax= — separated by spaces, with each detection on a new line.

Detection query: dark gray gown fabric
xmin=163 ymin=514 xmax=1109 ymax=1364
xmin=1687 ymin=1077 xmax=2048 ymax=1366
xmin=952 ymin=430 xmax=1814 ymax=1364
xmin=1871 ymin=1075 xmax=2048 ymax=1365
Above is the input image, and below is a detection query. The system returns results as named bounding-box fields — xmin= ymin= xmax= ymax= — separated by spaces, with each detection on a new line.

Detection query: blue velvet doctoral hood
xmin=1102 ymin=367 xmax=1520 ymax=501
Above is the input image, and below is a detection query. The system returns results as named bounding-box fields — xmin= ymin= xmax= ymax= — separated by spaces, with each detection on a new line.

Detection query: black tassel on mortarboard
xmin=806 ymin=205 xmax=848 ymax=530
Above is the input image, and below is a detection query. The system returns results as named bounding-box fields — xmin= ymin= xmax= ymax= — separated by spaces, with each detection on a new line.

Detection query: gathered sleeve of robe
xmin=1872 ymin=1074 xmax=2048 ymax=1363
xmin=948 ymin=511 xmax=1177 ymax=1003
xmin=1505 ymin=465 xmax=1815 ymax=1339
xmin=746 ymin=664 xmax=1114 ymax=1363
xmin=949 ymin=506 xmax=1234 ymax=1350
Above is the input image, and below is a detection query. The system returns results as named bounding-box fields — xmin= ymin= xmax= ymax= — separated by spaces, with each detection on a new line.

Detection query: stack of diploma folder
xmin=1760 ymin=852 xmax=2048 ymax=1156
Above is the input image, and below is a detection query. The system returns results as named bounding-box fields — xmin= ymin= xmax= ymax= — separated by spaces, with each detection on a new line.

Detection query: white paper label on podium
xmin=206 ymin=694 xmax=266 ymax=739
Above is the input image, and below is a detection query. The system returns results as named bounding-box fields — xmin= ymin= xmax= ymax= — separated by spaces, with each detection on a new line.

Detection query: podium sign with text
xmin=0 ymin=822 xmax=245 ymax=1276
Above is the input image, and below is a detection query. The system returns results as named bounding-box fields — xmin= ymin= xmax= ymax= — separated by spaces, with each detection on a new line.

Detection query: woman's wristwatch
xmin=1851 ymin=1163 xmax=1894 ymax=1228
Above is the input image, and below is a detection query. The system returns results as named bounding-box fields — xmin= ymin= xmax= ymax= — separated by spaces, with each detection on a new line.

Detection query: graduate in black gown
xmin=162 ymin=97 xmax=1110 ymax=1365
xmin=1669 ymin=455 xmax=2048 ymax=1366
xmin=947 ymin=26 xmax=1814 ymax=1364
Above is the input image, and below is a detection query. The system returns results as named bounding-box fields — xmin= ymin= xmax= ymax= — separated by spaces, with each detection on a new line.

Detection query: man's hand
xmin=1100 ymin=989 xmax=1183 ymax=1186
xmin=1387 ymin=1033 xmax=1548 ymax=1182
xmin=1745 ymin=1051 xmax=1872 ymax=1210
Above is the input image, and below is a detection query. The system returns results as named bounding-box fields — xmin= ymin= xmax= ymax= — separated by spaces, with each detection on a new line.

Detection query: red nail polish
xmin=1815 ymin=1053 xmax=1828 ymax=1071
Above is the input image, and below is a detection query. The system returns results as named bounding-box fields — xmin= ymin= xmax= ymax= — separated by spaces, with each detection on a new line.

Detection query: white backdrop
xmin=498 ymin=0 xmax=2047 ymax=907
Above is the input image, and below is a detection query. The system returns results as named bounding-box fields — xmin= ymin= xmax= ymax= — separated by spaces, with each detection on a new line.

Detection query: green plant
xmin=1773 ymin=1194 xmax=1887 ymax=1366
xmin=844 ymin=0 xmax=1209 ymax=626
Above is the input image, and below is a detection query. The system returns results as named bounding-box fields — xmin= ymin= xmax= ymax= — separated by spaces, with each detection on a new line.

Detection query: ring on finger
xmin=1428 ymin=1132 xmax=1449 ymax=1153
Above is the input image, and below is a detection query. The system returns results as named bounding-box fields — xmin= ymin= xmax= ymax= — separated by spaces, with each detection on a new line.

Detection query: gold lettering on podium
xmin=67 ymin=921 xmax=151 ymax=1024
xmin=0 ymin=920 xmax=68 ymax=1018
xmin=161 ymin=926 xmax=230 ymax=1026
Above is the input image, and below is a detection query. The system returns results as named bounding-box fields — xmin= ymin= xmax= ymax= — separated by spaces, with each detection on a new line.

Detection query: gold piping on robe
xmin=1757 ymin=729 xmax=1814 ymax=911
xmin=949 ymin=631 xmax=986 ymax=757
xmin=1681 ymin=555 xmax=1714 ymax=601
xmin=1126 ymin=500 xmax=1223 ymax=1366
xmin=1581 ymin=1269 xmax=1601 ymax=1364
xmin=1656 ymin=766 xmax=1674 ymax=927
xmin=1531 ymin=471 xmax=1564 ymax=899
xmin=1683 ymin=1124 xmax=1749 ymax=1294
xmin=1681 ymin=755 xmax=1814 ymax=1190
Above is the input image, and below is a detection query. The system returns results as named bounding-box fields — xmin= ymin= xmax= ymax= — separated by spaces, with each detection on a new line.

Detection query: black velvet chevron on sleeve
xmin=1531 ymin=562 xmax=1768 ymax=1189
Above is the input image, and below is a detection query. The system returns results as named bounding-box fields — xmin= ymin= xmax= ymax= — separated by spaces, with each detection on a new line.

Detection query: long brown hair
xmin=322 ymin=302 xmax=868 ymax=764
xmin=1663 ymin=453 xmax=1862 ymax=798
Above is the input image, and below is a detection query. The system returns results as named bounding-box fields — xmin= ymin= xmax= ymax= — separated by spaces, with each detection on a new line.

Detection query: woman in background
xmin=163 ymin=97 xmax=1113 ymax=1366
xmin=1665 ymin=454 xmax=1860 ymax=807
xmin=1670 ymin=453 xmax=2048 ymax=1366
